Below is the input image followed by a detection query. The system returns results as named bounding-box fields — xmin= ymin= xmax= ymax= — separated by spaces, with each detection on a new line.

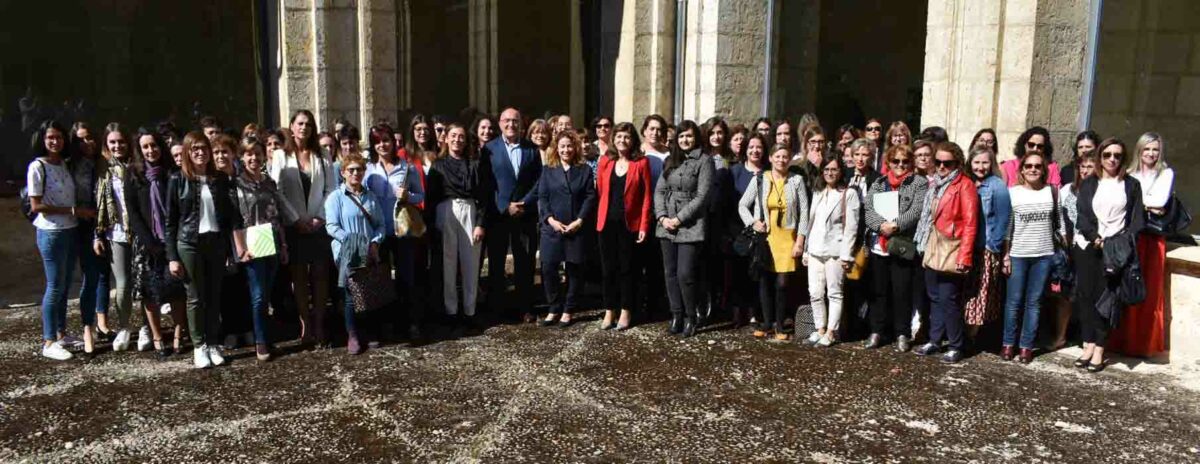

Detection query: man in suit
xmin=483 ymin=107 xmax=542 ymax=323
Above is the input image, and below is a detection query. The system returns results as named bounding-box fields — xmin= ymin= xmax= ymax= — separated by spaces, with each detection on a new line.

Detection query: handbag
xmin=394 ymin=201 xmax=426 ymax=238
xmin=886 ymin=236 xmax=916 ymax=260
xmin=1118 ymin=261 xmax=1146 ymax=306
xmin=347 ymin=263 xmax=397 ymax=313
xmin=840 ymin=189 xmax=867 ymax=280
xmin=1145 ymin=195 xmax=1192 ymax=236
xmin=738 ymin=173 xmax=772 ymax=278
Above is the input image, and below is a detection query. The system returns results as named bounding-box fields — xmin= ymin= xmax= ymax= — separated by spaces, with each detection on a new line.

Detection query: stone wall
xmin=773 ymin=0 xmax=821 ymax=120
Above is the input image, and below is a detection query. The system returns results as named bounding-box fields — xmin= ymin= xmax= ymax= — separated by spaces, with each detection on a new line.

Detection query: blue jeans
xmin=244 ymin=256 xmax=278 ymax=345
xmin=74 ymin=222 xmax=110 ymax=327
xmin=925 ymin=269 xmax=965 ymax=350
xmin=37 ymin=229 xmax=77 ymax=341
xmin=1003 ymin=255 xmax=1052 ymax=349
xmin=342 ymin=288 xmax=358 ymax=337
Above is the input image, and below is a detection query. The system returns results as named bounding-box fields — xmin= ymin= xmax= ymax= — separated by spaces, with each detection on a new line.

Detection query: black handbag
xmin=734 ymin=173 xmax=772 ymax=279
xmin=1119 ymin=261 xmax=1147 ymax=306
xmin=886 ymin=236 xmax=916 ymax=260
xmin=1145 ymin=195 xmax=1192 ymax=236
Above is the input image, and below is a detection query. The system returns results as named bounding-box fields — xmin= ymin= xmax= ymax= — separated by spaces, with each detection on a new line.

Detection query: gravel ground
xmin=1 ymin=301 xmax=1199 ymax=464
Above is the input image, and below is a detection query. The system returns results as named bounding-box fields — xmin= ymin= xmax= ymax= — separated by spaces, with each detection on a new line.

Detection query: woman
xmin=402 ymin=114 xmax=439 ymax=207
xmin=93 ymin=123 xmax=141 ymax=352
xmin=884 ymin=122 xmax=912 ymax=154
xmin=702 ymin=117 xmax=735 ymax=325
xmin=234 ymin=138 xmax=298 ymax=361
xmin=654 ymin=120 xmax=714 ymax=338
xmin=911 ymin=138 xmax=935 ymax=337
xmin=212 ymin=134 xmax=253 ymax=350
xmin=318 ymin=131 xmax=336 ymax=157
xmin=269 ymin=110 xmax=336 ymax=347
xmin=1054 ymin=150 xmax=1097 ymax=349
xmin=773 ymin=119 xmax=794 ymax=159
xmin=864 ymin=119 xmax=885 ymax=170
xmin=834 ymin=124 xmax=860 ymax=164
xmin=729 ymin=124 xmax=749 ymax=162
xmin=401 ymin=115 xmax=439 ymax=324
xmin=167 ymin=132 xmax=245 ymax=369
xmin=1060 ymin=130 xmax=1100 ymax=185
xmin=1109 ymin=132 xmax=1172 ymax=357
xmin=471 ymin=114 xmax=497 ymax=151
xmin=753 ymin=118 xmax=772 ymax=139
xmin=537 ymin=131 xmax=597 ymax=327
xmin=792 ymin=124 xmax=824 ymax=186
xmin=1000 ymin=148 xmax=1067 ymax=363
xmin=265 ymin=130 xmax=286 ymax=162
xmin=841 ymin=138 xmax=881 ymax=338
xmin=1073 ymin=138 xmax=1144 ymax=372
xmin=333 ymin=124 xmax=362 ymax=185
xmin=963 ymin=146 xmax=1011 ymax=340
xmin=639 ymin=115 xmax=671 ymax=317
xmin=863 ymin=145 xmax=928 ymax=351
xmin=69 ymin=121 xmax=111 ymax=343
xmin=595 ymin=123 xmax=651 ymax=331
xmin=528 ymin=119 xmax=552 ymax=164
xmin=426 ymin=124 xmax=489 ymax=326
xmin=913 ymin=139 xmax=934 ymax=178
xmin=912 ymin=142 xmax=978 ymax=363
xmin=324 ymin=153 xmax=385 ymax=355
xmin=126 ymin=128 xmax=185 ymax=358
xmin=1001 ymin=126 xmax=1061 ymax=187
xmin=553 ymin=115 xmax=574 ymax=139
xmin=29 ymin=120 xmax=94 ymax=360
xmin=728 ymin=134 xmax=768 ymax=326
xmin=591 ymin=116 xmax=614 ymax=156
xmin=365 ymin=123 xmax=425 ymax=341
xmin=800 ymin=154 xmax=856 ymax=346
xmin=970 ymin=128 xmax=998 ymax=153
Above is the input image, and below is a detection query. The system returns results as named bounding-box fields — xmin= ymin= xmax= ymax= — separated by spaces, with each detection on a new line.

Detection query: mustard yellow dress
xmin=766 ymin=176 xmax=796 ymax=273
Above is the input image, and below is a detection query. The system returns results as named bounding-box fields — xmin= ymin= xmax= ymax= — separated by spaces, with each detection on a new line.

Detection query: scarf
xmin=95 ymin=158 xmax=129 ymax=238
xmin=915 ymin=170 xmax=959 ymax=252
xmin=878 ymin=170 xmax=911 ymax=251
xmin=145 ymin=160 xmax=167 ymax=242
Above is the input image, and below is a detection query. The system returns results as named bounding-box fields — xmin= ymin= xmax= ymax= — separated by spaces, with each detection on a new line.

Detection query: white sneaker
xmin=806 ymin=331 xmax=822 ymax=344
xmin=193 ymin=344 xmax=212 ymax=369
xmin=41 ymin=342 xmax=73 ymax=361
xmin=136 ymin=326 xmax=152 ymax=352
xmin=817 ymin=334 xmax=834 ymax=347
xmin=208 ymin=345 xmax=226 ymax=366
xmin=112 ymin=329 xmax=131 ymax=352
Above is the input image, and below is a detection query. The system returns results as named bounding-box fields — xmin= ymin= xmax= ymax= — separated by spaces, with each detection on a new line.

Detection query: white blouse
xmin=1093 ymin=178 xmax=1127 ymax=239
xmin=1129 ymin=167 xmax=1174 ymax=208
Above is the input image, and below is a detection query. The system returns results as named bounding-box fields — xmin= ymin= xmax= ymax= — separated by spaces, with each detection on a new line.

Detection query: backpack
xmin=19 ymin=159 xmax=45 ymax=223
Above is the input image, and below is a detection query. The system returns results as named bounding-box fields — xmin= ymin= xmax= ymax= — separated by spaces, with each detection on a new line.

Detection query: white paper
xmin=247 ymin=223 xmax=277 ymax=258
xmin=874 ymin=191 xmax=899 ymax=221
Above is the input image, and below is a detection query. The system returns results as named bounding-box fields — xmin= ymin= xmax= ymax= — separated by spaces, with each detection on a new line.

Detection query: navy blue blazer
xmin=537 ymin=164 xmax=597 ymax=265
xmin=482 ymin=137 xmax=542 ymax=221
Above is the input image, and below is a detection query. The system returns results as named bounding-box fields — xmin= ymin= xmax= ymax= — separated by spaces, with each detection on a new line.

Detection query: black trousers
xmin=486 ymin=214 xmax=537 ymax=315
xmin=383 ymin=235 xmax=422 ymax=326
xmin=758 ymin=271 xmax=789 ymax=328
xmin=912 ymin=253 xmax=931 ymax=338
xmin=661 ymin=240 xmax=702 ymax=319
xmin=1073 ymin=245 xmax=1115 ymax=345
xmin=868 ymin=254 xmax=915 ymax=338
xmin=542 ymin=261 xmax=582 ymax=314
xmin=730 ymin=256 xmax=758 ymax=311
xmin=599 ymin=225 xmax=639 ymax=311
xmin=640 ymin=237 xmax=667 ymax=316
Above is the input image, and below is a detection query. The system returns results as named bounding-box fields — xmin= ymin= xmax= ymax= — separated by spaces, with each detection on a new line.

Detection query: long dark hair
xmin=68 ymin=121 xmax=93 ymax=160
xmin=640 ymin=114 xmax=668 ymax=149
xmin=663 ymin=120 xmax=700 ymax=177
xmin=134 ymin=127 xmax=172 ymax=172
xmin=1013 ymin=126 xmax=1054 ymax=161
xmin=284 ymin=109 xmax=321 ymax=156
xmin=1073 ymin=130 xmax=1101 ymax=161
xmin=608 ymin=122 xmax=642 ymax=160
xmin=33 ymin=119 xmax=69 ymax=158
xmin=812 ymin=153 xmax=846 ymax=191
xmin=469 ymin=114 xmax=497 ymax=148
xmin=702 ymin=116 xmax=733 ymax=163
xmin=367 ymin=124 xmax=397 ymax=162
xmin=405 ymin=113 xmax=437 ymax=158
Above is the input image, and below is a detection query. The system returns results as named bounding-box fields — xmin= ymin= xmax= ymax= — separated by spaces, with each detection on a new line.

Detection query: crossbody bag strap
xmin=346 ymin=190 xmax=376 ymax=226
xmin=756 ymin=171 xmax=766 ymax=222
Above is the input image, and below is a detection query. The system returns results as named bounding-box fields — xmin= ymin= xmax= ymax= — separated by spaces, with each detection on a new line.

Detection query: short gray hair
xmin=849 ymin=138 xmax=877 ymax=157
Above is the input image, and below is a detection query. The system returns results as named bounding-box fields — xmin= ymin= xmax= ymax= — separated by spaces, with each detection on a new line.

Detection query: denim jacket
xmin=975 ymin=175 xmax=1010 ymax=254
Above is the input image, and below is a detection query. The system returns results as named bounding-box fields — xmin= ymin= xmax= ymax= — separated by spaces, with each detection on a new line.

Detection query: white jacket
xmin=269 ymin=149 xmax=335 ymax=222
xmin=802 ymin=187 xmax=860 ymax=261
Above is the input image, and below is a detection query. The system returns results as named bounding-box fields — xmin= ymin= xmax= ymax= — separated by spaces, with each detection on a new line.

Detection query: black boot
xmin=682 ymin=317 xmax=697 ymax=338
xmin=669 ymin=314 xmax=684 ymax=335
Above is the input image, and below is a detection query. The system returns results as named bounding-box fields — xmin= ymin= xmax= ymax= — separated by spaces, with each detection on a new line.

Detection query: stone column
xmin=468 ymin=0 xmax=499 ymax=114
xmin=277 ymin=0 xmax=318 ymax=127
xmin=920 ymin=0 xmax=1094 ymax=162
xmin=357 ymin=0 xmax=399 ymax=130
xmin=613 ymin=0 xmax=677 ymax=124
xmin=678 ymin=0 xmax=771 ymax=124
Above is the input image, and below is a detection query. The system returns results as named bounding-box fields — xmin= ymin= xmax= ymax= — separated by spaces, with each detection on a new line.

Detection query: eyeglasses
xmin=595 ymin=123 xmax=612 ymax=129
xmin=1102 ymin=152 xmax=1122 ymax=160
xmin=934 ymin=159 xmax=958 ymax=168
xmin=865 ymin=126 xmax=882 ymax=132
xmin=807 ymin=139 xmax=827 ymax=146
xmin=1025 ymin=142 xmax=1045 ymax=151
xmin=346 ymin=167 xmax=365 ymax=173
xmin=889 ymin=158 xmax=913 ymax=166
xmin=1022 ymin=163 xmax=1044 ymax=171
xmin=434 ymin=126 xmax=446 ymax=133
xmin=822 ymin=167 xmax=841 ymax=173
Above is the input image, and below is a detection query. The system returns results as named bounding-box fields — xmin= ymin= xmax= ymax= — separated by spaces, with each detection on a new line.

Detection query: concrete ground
xmin=2 ymin=300 xmax=1199 ymax=464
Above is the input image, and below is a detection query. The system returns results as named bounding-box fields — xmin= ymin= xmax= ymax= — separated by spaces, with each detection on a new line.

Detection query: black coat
xmin=126 ymin=171 xmax=169 ymax=249
xmin=1074 ymin=175 xmax=1145 ymax=245
xmin=537 ymin=164 xmax=597 ymax=265
xmin=165 ymin=171 xmax=244 ymax=262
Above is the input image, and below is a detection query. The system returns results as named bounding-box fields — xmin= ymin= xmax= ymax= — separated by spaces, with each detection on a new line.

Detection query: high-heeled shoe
xmin=599 ymin=311 xmax=615 ymax=330
xmin=1073 ymin=357 xmax=1091 ymax=368
xmin=538 ymin=316 xmax=558 ymax=327
xmin=1086 ymin=358 xmax=1107 ymax=373
xmin=154 ymin=339 xmax=172 ymax=360
xmin=669 ymin=314 xmax=684 ymax=335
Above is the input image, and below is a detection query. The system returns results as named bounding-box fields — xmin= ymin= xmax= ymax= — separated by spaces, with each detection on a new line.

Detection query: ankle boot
xmin=682 ymin=317 xmax=696 ymax=338
xmin=669 ymin=314 xmax=684 ymax=335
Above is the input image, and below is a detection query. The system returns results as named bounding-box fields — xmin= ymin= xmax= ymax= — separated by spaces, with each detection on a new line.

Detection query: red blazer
xmin=595 ymin=156 xmax=653 ymax=234
xmin=399 ymin=148 xmax=428 ymax=210
xmin=932 ymin=174 xmax=979 ymax=267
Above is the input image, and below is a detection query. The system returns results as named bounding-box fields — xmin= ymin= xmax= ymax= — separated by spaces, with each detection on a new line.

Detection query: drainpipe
xmin=1078 ymin=0 xmax=1103 ymax=131
xmin=673 ymin=0 xmax=687 ymax=123
xmin=760 ymin=0 xmax=776 ymax=118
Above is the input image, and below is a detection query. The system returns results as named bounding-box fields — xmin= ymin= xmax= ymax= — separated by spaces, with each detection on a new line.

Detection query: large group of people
xmin=26 ymin=107 xmax=1175 ymax=373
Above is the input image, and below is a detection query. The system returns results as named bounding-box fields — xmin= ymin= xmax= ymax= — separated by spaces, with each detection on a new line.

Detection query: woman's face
xmin=1021 ymin=154 xmax=1046 ymax=185
xmin=139 ymin=135 xmax=161 ymax=163
xmin=934 ymin=149 xmax=958 ymax=177
xmin=769 ymin=149 xmax=790 ymax=172
xmin=888 ymin=153 xmax=913 ymax=176
xmin=1025 ymin=133 xmax=1046 ymax=156
xmin=433 ymin=123 xmax=447 ymax=144
xmin=729 ymin=132 xmax=745 ymax=155
xmin=805 ymin=134 xmax=826 ymax=155
xmin=708 ymin=125 xmax=725 ymax=150
xmin=319 ymin=135 xmax=335 ymax=154
xmin=242 ymin=148 xmax=265 ymax=173
xmin=755 ymin=122 xmax=771 ymax=138
xmin=556 ymin=136 xmax=575 ymax=164
xmin=339 ymin=137 xmax=358 ymax=156
xmin=446 ymin=127 xmax=467 ymax=155
xmin=853 ymin=146 xmax=872 ymax=172
xmin=189 ymin=140 xmax=211 ymax=169
xmin=643 ymin=120 xmax=663 ymax=146
xmin=970 ymin=153 xmax=992 ymax=178
xmin=821 ymin=160 xmax=841 ymax=186
xmin=477 ymin=119 xmax=496 ymax=144
xmin=343 ymin=162 xmax=366 ymax=188
xmin=864 ymin=122 xmax=883 ymax=142
xmin=1075 ymin=138 xmax=1095 ymax=157
xmin=1078 ymin=159 xmax=1096 ymax=179
xmin=890 ymin=131 xmax=908 ymax=147
xmin=1140 ymin=140 xmax=1161 ymax=169
xmin=1101 ymin=145 xmax=1124 ymax=177
xmin=775 ymin=123 xmax=792 ymax=148
xmin=106 ymin=131 xmax=128 ymax=159
xmin=676 ymin=128 xmax=696 ymax=151
xmin=841 ymin=145 xmax=854 ymax=167
xmin=75 ymin=128 xmax=96 ymax=156
xmin=594 ymin=118 xmax=612 ymax=142
xmin=614 ymin=130 xmax=633 ymax=155
xmin=266 ymin=135 xmax=283 ymax=154
xmin=554 ymin=116 xmax=573 ymax=136
xmin=666 ymin=127 xmax=677 ymax=144
xmin=914 ymin=145 xmax=933 ymax=172
xmin=746 ymin=138 xmax=764 ymax=164
xmin=212 ymin=143 xmax=233 ymax=172
xmin=374 ymin=135 xmax=394 ymax=158
xmin=838 ymin=130 xmax=855 ymax=148
xmin=976 ymin=132 xmax=996 ymax=150
xmin=413 ymin=122 xmax=431 ymax=145
xmin=171 ymin=144 xmax=184 ymax=166
xmin=290 ymin=113 xmax=312 ymax=143
xmin=44 ymin=127 xmax=65 ymax=155
xmin=530 ymin=126 xmax=549 ymax=149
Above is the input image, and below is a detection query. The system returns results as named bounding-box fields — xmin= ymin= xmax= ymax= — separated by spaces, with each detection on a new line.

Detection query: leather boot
xmin=682 ymin=317 xmax=696 ymax=338
xmin=669 ymin=314 xmax=684 ymax=335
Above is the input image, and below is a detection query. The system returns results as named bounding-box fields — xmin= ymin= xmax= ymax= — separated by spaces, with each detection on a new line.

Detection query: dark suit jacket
xmin=537 ymin=164 xmax=597 ymax=265
xmin=483 ymin=137 xmax=542 ymax=221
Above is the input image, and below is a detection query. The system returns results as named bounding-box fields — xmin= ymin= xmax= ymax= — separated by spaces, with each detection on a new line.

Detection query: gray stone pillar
xmin=357 ymin=0 xmax=399 ymax=130
xmin=679 ymin=0 xmax=772 ymax=124
xmin=468 ymin=0 xmax=498 ymax=114
xmin=613 ymin=0 xmax=677 ymax=124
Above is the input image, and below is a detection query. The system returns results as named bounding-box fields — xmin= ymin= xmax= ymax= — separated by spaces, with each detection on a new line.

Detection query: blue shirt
xmin=646 ymin=149 xmax=668 ymax=189
xmin=324 ymin=185 xmax=385 ymax=262
xmin=505 ymin=139 xmax=522 ymax=175
xmin=365 ymin=159 xmax=425 ymax=235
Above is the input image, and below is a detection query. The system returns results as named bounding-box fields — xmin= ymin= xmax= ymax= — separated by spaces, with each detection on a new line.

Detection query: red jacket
xmin=595 ymin=156 xmax=653 ymax=234
xmin=932 ymin=174 xmax=980 ymax=267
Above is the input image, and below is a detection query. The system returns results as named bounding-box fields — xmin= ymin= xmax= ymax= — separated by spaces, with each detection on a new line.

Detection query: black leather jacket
xmin=165 ymin=171 xmax=243 ymax=262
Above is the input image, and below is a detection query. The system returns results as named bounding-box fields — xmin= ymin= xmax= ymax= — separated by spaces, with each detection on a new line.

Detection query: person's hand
xmin=792 ymin=240 xmax=804 ymax=259
xmin=801 ymin=254 xmax=809 ymax=266
xmin=311 ymin=217 xmax=324 ymax=229
xmin=1003 ymin=255 xmax=1012 ymax=276
xmin=507 ymin=202 xmax=525 ymax=216
xmin=93 ymin=239 xmax=105 ymax=256
xmin=395 ymin=185 xmax=408 ymax=202
xmin=238 ymin=247 xmax=253 ymax=263
xmin=565 ymin=219 xmax=583 ymax=235
xmin=169 ymin=260 xmax=186 ymax=279
xmin=636 ymin=231 xmax=646 ymax=243
xmin=841 ymin=260 xmax=852 ymax=271
xmin=472 ymin=226 xmax=485 ymax=244
xmin=1148 ymin=206 xmax=1165 ymax=216
xmin=881 ymin=221 xmax=898 ymax=236
xmin=663 ymin=217 xmax=681 ymax=231
xmin=753 ymin=220 xmax=767 ymax=233
xmin=74 ymin=207 xmax=97 ymax=220
xmin=956 ymin=263 xmax=969 ymax=273
xmin=279 ymin=247 xmax=289 ymax=266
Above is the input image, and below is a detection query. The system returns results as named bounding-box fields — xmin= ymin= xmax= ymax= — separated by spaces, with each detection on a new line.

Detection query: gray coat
xmin=863 ymin=174 xmax=928 ymax=239
xmin=737 ymin=171 xmax=809 ymax=234
xmin=654 ymin=149 xmax=714 ymax=243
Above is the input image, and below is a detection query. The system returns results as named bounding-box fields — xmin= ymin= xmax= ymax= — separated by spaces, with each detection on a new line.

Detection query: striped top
xmin=1007 ymin=185 xmax=1066 ymax=258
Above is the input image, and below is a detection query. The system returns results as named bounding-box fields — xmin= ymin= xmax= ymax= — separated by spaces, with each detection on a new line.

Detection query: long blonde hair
xmin=545 ymin=131 xmax=584 ymax=168
xmin=1128 ymin=131 xmax=1167 ymax=174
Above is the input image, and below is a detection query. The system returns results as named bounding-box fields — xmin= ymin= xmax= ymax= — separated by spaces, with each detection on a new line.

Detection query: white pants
xmin=807 ymin=255 xmax=845 ymax=332
xmin=438 ymin=199 xmax=483 ymax=316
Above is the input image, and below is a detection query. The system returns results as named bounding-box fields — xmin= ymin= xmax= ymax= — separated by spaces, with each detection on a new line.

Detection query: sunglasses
xmin=346 ymin=167 xmax=365 ymax=173
xmin=1102 ymin=152 xmax=1122 ymax=160
xmin=889 ymin=158 xmax=913 ymax=166
xmin=866 ymin=126 xmax=882 ymax=132
xmin=595 ymin=123 xmax=612 ymax=129
xmin=1025 ymin=142 xmax=1045 ymax=150
xmin=1022 ymin=163 xmax=1044 ymax=171
xmin=934 ymin=159 xmax=958 ymax=168
xmin=434 ymin=127 xmax=446 ymax=133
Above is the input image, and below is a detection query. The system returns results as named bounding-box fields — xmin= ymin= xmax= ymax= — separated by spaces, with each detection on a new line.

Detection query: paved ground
xmin=1 ymin=302 xmax=1199 ymax=464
